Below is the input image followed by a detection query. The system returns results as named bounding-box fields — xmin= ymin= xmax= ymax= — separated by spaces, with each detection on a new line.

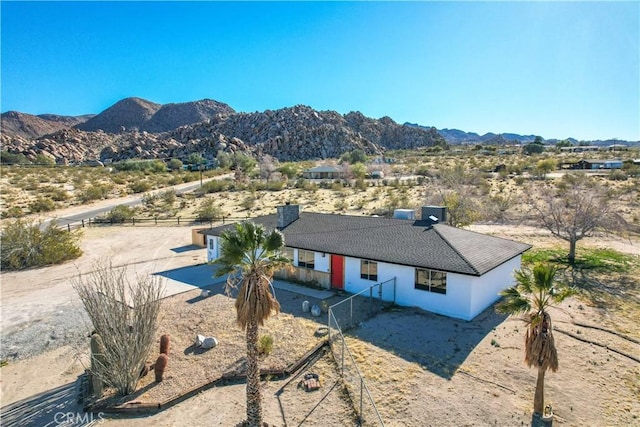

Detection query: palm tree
xmin=496 ymin=263 xmax=574 ymax=420
xmin=214 ymin=221 xmax=291 ymax=427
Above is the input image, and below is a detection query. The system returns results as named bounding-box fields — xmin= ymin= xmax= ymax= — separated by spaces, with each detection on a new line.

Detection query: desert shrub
xmin=608 ymin=170 xmax=627 ymax=181
xmin=241 ymin=194 xmax=257 ymax=210
xmin=114 ymin=159 xmax=167 ymax=173
xmin=330 ymin=181 xmax=344 ymax=191
xmin=78 ymin=184 xmax=110 ymax=202
xmin=41 ymin=186 xmax=70 ymax=201
xmin=196 ymin=198 xmax=223 ymax=222
xmin=0 ymin=151 xmax=29 ymax=164
xmin=2 ymin=206 xmax=24 ymax=219
xmin=34 ymin=153 xmax=56 ymax=166
xmin=334 ymin=199 xmax=348 ymax=211
xmin=29 ymin=197 xmax=55 ymax=213
xmin=258 ymin=335 xmax=274 ymax=356
xmin=199 ymin=179 xmax=232 ymax=195
xmin=167 ymin=158 xmax=183 ymax=171
xmin=129 ymin=180 xmax=152 ymax=193
xmin=160 ymin=189 xmax=177 ymax=205
xmin=73 ymin=261 xmax=164 ymax=396
xmin=514 ymin=176 xmax=526 ymax=186
xmin=106 ymin=205 xmax=136 ymax=222
xmin=1 ymin=220 xmax=82 ymax=270
xmin=141 ymin=192 xmax=159 ymax=208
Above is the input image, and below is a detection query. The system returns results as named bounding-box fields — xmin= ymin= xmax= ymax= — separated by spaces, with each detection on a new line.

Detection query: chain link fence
xmin=327 ymin=279 xmax=395 ymax=426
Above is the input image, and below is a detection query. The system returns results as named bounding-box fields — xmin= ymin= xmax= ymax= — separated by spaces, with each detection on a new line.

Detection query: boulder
xmin=195 ymin=334 xmax=218 ymax=349
xmin=311 ymin=304 xmax=322 ymax=317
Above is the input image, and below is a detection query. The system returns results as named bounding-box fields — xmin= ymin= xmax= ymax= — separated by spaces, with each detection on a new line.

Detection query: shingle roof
xmin=202 ymin=213 xmax=531 ymax=276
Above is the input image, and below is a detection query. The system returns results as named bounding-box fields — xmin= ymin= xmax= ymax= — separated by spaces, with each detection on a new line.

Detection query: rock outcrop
xmin=2 ymin=98 xmax=448 ymax=164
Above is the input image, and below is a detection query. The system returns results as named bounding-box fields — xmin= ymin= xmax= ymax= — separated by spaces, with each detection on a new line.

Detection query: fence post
xmin=178 ymin=217 xmax=180 ymax=225
xmin=340 ymin=334 xmax=347 ymax=378
xmin=155 ymin=217 xmax=158 ymax=225
xmin=360 ymin=378 xmax=364 ymax=425
xmin=67 ymin=223 xmax=71 ymax=232
xmin=82 ymin=219 xmax=85 ymax=228
xmin=369 ymin=287 xmax=373 ymax=316
xmin=350 ymin=298 xmax=354 ymax=329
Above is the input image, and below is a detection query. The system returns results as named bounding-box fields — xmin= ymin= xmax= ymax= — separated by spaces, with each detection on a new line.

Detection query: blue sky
xmin=1 ymin=1 xmax=638 ymax=141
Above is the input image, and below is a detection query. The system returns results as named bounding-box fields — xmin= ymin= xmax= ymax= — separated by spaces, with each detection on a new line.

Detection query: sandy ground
xmin=1 ymin=223 xmax=639 ymax=426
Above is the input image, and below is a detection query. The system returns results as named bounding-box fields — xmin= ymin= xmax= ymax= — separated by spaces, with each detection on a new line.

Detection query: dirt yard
xmin=1 ymin=222 xmax=639 ymax=426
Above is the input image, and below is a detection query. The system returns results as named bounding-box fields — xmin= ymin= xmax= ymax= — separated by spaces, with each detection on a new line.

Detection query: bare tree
xmin=73 ymin=261 xmax=165 ymax=396
xmin=258 ymin=154 xmax=278 ymax=182
xmin=527 ymin=174 xmax=626 ymax=264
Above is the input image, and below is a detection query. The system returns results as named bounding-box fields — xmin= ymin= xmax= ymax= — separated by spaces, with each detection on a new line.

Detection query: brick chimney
xmin=421 ymin=206 xmax=447 ymax=225
xmin=277 ymin=204 xmax=299 ymax=229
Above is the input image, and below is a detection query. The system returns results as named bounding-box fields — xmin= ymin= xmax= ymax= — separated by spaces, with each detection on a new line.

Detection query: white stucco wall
xmin=205 ymin=237 xmax=521 ymax=321
xmin=342 ymin=257 xmax=473 ymax=318
xmin=468 ymin=255 xmax=522 ymax=319
xmin=314 ymin=251 xmax=330 ymax=273
xmin=206 ymin=236 xmax=220 ymax=261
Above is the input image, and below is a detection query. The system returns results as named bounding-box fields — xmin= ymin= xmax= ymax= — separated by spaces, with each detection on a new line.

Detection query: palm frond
xmin=496 ymin=287 xmax=531 ymax=315
xmin=213 ymin=221 xmax=292 ymax=330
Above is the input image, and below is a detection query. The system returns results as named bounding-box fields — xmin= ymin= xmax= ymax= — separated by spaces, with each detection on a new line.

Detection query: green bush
xmin=196 ymin=198 xmax=223 ymax=222
xmin=1 ymin=220 xmax=82 ymax=270
xmin=2 ymin=206 xmax=24 ymax=219
xmin=167 ymin=158 xmax=183 ymax=171
xmin=78 ymin=184 xmax=110 ymax=202
xmin=0 ymin=151 xmax=29 ymax=164
xmin=129 ymin=180 xmax=152 ymax=193
xmin=29 ymin=197 xmax=56 ymax=213
xmin=258 ymin=334 xmax=274 ymax=356
xmin=106 ymin=205 xmax=136 ymax=222
xmin=42 ymin=186 xmax=70 ymax=201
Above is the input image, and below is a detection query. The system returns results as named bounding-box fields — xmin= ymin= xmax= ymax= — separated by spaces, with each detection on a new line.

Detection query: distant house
xmin=202 ymin=205 xmax=531 ymax=321
xmin=573 ymin=159 xmax=623 ymax=170
xmin=560 ymin=146 xmax=600 ymax=153
xmin=302 ymin=165 xmax=344 ymax=180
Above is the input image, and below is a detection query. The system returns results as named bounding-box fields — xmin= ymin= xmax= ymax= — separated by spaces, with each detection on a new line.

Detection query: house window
xmin=415 ymin=269 xmax=447 ymax=294
xmin=298 ymin=249 xmax=315 ymax=269
xmin=281 ymin=247 xmax=294 ymax=261
xmin=209 ymin=238 xmax=214 ymax=250
xmin=360 ymin=260 xmax=378 ymax=281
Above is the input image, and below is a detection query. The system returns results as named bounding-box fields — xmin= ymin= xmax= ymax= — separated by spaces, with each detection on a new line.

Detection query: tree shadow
xmin=0 ymin=377 xmax=87 ymax=427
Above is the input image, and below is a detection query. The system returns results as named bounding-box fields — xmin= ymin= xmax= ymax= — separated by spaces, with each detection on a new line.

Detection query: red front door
xmin=330 ymin=255 xmax=344 ymax=289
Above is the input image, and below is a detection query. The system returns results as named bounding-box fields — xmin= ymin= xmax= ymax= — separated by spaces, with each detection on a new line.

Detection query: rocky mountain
xmin=1 ymin=98 xmax=447 ymax=164
xmin=0 ymin=111 xmax=93 ymax=139
xmin=405 ymin=123 xmax=539 ymax=144
xmin=75 ymin=97 xmax=162 ymax=133
xmin=144 ymin=99 xmax=235 ymax=133
xmin=75 ymin=97 xmax=236 ymax=134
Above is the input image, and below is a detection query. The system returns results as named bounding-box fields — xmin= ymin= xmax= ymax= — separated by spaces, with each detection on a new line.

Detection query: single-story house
xmin=573 ymin=159 xmax=623 ymax=170
xmin=302 ymin=165 xmax=344 ymax=180
xmin=202 ymin=205 xmax=531 ymax=321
